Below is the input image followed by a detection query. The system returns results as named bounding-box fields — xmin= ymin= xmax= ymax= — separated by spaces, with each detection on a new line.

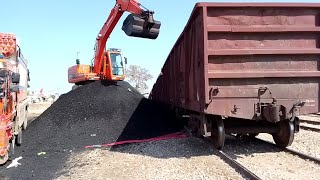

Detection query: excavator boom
xmin=94 ymin=0 xmax=160 ymax=77
xmin=68 ymin=0 xmax=161 ymax=86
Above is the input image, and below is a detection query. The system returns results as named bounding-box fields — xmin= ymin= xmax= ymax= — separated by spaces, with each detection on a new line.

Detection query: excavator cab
xmin=106 ymin=48 xmax=127 ymax=81
xmin=122 ymin=11 xmax=161 ymax=39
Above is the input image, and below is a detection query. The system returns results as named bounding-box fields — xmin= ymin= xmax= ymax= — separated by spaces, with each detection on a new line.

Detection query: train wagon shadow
xmin=109 ymin=131 xmax=282 ymax=161
xmin=223 ymin=135 xmax=282 ymax=160
xmin=109 ymin=98 xmax=184 ymax=143
xmin=109 ymin=98 xmax=216 ymax=159
xmin=110 ymin=136 xmax=215 ymax=159
xmin=109 ymin=98 xmax=283 ymax=159
xmin=0 ymin=84 xmax=282 ymax=179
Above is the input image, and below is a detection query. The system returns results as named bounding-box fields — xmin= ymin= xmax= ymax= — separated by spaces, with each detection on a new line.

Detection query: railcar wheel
xmin=272 ymin=120 xmax=294 ymax=148
xmin=211 ymin=117 xmax=225 ymax=150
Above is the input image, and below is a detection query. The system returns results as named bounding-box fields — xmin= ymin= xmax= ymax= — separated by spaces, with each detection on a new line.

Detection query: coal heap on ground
xmin=24 ymin=80 xmax=183 ymax=151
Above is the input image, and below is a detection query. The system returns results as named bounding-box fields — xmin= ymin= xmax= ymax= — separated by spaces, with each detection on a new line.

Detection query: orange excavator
xmin=68 ymin=0 xmax=161 ymax=89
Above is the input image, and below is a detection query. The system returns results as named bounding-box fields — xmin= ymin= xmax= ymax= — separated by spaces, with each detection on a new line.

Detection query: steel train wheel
xmin=272 ymin=120 xmax=294 ymax=148
xmin=211 ymin=117 xmax=225 ymax=150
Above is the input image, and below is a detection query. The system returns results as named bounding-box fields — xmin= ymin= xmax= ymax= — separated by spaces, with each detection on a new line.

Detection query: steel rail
xmin=300 ymin=125 xmax=320 ymax=133
xmin=216 ymin=150 xmax=262 ymax=180
xmin=200 ymin=137 xmax=262 ymax=180
xmin=300 ymin=119 xmax=320 ymax=125
xmin=256 ymin=138 xmax=320 ymax=165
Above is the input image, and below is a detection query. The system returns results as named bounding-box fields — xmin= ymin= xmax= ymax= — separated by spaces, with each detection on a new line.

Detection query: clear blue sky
xmin=2 ymin=0 xmax=319 ymax=94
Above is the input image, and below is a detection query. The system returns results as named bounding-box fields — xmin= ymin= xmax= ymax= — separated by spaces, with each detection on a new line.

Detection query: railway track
xmin=300 ymin=125 xmax=320 ymax=132
xmin=300 ymin=119 xmax=320 ymax=125
xmin=202 ymin=134 xmax=320 ymax=180
xmin=255 ymin=138 xmax=320 ymax=165
xmin=200 ymin=137 xmax=262 ymax=180
xmin=215 ymin=150 xmax=262 ymax=180
xmin=300 ymin=119 xmax=320 ymax=133
xmin=219 ymin=137 xmax=319 ymax=179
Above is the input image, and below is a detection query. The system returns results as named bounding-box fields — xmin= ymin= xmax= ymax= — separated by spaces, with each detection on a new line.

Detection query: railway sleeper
xmin=179 ymin=111 xmax=297 ymax=150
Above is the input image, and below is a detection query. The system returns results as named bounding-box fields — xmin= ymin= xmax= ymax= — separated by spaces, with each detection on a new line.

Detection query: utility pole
xmin=76 ymin=51 xmax=80 ymax=65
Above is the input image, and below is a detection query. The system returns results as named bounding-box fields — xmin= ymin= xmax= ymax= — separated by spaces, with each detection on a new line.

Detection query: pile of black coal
xmin=0 ymin=80 xmax=183 ymax=179
xmin=22 ymin=80 xmax=183 ymax=151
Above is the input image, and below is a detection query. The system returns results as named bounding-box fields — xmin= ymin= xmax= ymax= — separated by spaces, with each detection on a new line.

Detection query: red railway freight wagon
xmin=149 ymin=2 xmax=320 ymax=150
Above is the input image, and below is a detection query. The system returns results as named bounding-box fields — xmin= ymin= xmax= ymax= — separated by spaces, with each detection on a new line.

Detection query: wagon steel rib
xmin=149 ymin=2 xmax=320 ymax=150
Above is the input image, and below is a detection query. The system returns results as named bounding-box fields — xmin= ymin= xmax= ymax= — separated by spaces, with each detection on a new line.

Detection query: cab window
xmin=110 ymin=53 xmax=124 ymax=76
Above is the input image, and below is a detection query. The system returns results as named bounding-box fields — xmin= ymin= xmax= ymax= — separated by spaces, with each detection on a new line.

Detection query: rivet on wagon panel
xmin=149 ymin=2 xmax=320 ymax=150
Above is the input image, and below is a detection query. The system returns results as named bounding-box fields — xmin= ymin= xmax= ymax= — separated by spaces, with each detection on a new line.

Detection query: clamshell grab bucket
xmin=122 ymin=14 xmax=161 ymax=39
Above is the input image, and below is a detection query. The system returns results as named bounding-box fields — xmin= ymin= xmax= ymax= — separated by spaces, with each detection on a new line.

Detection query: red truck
xmin=0 ymin=33 xmax=30 ymax=164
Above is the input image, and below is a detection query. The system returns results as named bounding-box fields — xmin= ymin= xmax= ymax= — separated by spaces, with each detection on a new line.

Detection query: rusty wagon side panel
xmin=150 ymin=3 xmax=320 ymax=121
xmin=151 ymin=6 xmax=206 ymax=113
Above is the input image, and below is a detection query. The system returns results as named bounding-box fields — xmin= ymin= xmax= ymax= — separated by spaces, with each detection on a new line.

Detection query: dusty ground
xmin=244 ymin=114 xmax=320 ymax=179
xmin=57 ymin=138 xmax=244 ymax=180
xmin=1 ymin=102 xmax=245 ymax=180
xmin=299 ymin=114 xmax=320 ymax=130
xmin=1 ymin=102 xmax=319 ymax=180
xmin=299 ymin=114 xmax=320 ymax=123
xmin=224 ymin=135 xmax=320 ymax=180
xmin=258 ymin=130 xmax=320 ymax=159
xmin=27 ymin=101 xmax=52 ymax=121
xmin=258 ymin=114 xmax=320 ymax=158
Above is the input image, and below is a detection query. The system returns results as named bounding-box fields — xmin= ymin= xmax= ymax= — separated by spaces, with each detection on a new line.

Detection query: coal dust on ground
xmin=0 ymin=80 xmax=183 ymax=179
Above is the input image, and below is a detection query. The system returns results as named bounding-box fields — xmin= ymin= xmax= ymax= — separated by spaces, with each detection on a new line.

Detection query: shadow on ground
xmin=0 ymin=80 xmax=280 ymax=179
xmin=223 ymin=135 xmax=281 ymax=160
xmin=110 ymin=136 xmax=215 ymax=159
xmin=0 ymin=81 xmax=211 ymax=179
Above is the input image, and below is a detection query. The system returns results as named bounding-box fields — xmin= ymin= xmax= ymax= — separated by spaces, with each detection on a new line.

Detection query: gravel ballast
xmin=258 ymin=114 xmax=320 ymax=159
xmin=258 ymin=131 xmax=320 ymax=159
xmin=224 ymin=136 xmax=320 ymax=180
xmin=1 ymin=81 xmax=320 ymax=179
xmin=57 ymin=137 xmax=244 ymax=180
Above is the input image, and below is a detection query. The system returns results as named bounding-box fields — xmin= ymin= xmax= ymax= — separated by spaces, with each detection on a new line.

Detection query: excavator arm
xmin=67 ymin=0 xmax=160 ymax=86
xmin=93 ymin=0 xmax=160 ymax=77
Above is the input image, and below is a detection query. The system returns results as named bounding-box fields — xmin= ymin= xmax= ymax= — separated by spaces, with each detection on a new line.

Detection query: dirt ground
xmin=56 ymin=138 xmax=244 ymax=180
xmin=0 ymin=102 xmax=245 ymax=180
xmin=1 ymin=102 xmax=319 ymax=180
xmin=27 ymin=101 xmax=52 ymax=122
xmin=224 ymin=135 xmax=320 ymax=180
